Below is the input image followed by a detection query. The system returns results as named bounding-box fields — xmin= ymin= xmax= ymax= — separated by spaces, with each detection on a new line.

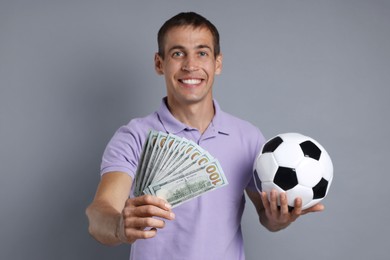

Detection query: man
xmin=86 ymin=12 xmax=324 ymax=260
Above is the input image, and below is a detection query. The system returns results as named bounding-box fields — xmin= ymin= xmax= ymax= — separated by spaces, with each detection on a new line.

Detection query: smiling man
xmin=155 ymin=22 xmax=222 ymax=133
xmin=86 ymin=12 xmax=324 ymax=260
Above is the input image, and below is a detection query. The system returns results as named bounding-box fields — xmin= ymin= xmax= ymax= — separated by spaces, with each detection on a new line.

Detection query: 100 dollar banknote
xmin=134 ymin=130 xmax=229 ymax=207
xmin=144 ymin=160 xmax=228 ymax=207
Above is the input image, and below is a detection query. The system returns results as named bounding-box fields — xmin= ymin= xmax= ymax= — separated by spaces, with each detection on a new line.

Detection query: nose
xmin=182 ymin=56 xmax=199 ymax=72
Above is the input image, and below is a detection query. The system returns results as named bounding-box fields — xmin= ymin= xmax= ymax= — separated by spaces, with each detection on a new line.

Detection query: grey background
xmin=1 ymin=0 xmax=389 ymax=259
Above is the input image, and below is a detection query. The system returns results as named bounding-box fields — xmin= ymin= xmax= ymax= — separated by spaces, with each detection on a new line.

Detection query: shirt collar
xmin=157 ymin=97 xmax=230 ymax=135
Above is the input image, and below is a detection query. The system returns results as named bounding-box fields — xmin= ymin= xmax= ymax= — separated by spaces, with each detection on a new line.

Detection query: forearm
xmin=86 ymin=201 xmax=123 ymax=246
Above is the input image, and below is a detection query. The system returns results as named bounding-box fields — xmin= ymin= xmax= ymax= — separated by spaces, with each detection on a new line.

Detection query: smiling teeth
xmin=182 ymin=79 xmax=201 ymax=85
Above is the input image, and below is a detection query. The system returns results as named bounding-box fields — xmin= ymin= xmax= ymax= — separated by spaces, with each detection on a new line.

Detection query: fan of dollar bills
xmin=134 ymin=130 xmax=228 ymax=208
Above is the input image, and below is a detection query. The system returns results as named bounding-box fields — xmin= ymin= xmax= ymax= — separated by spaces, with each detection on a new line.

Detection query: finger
xmin=124 ymin=205 xmax=175 ymax=220
xmin=124 ymin=227 xmax=158 ymax=241
xmin=124 ymin=217 xmax=166 ymax=230
xmin=302 ymin=203 xmax=325 ymax=214
xmin=269 ymin=189 xmax=279 ymax=213
xmin=278 ymin=192 xmax=289 ymax=216
xmin=127 ymin=195 xmax=172 ymax=211
xmin=291 ymin=197 xmax=303 ymax=219
xmin=260 ymin=192 xmax=270 ymax=211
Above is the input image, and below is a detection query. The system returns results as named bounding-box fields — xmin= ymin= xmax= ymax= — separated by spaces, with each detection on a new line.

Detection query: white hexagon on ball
xmin=255 ymin=153 xmax=278 ymax=182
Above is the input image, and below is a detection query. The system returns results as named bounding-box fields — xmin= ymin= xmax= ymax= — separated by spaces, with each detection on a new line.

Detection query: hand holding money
xmin=118 ymin=195 xmax=175 ymax=244
xmin=134 ymin=130 xmax=229 ymax=208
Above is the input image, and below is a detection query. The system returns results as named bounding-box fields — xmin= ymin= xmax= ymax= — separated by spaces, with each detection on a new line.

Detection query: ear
xmin=154 ymin=53 xmax=164 ymax=75
xmin=215 ymin=53 xmax=223 ymax=75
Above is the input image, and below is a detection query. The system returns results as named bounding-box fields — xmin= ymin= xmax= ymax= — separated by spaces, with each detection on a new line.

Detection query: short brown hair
xmin=157 ymin=12 xmax=220 ymax=59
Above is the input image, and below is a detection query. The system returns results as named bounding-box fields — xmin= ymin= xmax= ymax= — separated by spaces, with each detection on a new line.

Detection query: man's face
xmin=155 ymin=26 xmax=222 ymax=107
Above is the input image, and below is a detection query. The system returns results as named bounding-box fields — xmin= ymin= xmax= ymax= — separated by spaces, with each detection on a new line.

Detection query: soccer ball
xmin=253 ymin=133 xmax=333 ymax=210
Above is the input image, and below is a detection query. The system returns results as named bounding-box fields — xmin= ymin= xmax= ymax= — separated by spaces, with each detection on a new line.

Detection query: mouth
xmin=178 ymin=78 xmax=203 ymax=86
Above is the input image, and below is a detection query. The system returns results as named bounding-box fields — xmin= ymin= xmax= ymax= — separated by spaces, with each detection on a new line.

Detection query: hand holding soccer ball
xmin=254 ymin=133 xmax=333 ymax=210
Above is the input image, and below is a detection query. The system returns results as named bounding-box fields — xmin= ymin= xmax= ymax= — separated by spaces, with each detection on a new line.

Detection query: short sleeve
xmin=100 ymin=123 xmax=146 ymax=180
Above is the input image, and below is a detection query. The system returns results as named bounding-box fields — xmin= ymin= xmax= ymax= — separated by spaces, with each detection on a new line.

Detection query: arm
xmin=246 ymin=189 xmax=324 ymax=232
xmin=86 ymin=171 xmax=175 ymax=245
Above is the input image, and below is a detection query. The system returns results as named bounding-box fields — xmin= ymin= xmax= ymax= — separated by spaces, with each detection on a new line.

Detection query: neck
xmin=167 ymin=98 xmax=215 ymax=134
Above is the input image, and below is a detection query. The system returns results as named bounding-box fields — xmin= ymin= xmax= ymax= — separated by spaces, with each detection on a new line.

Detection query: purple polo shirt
xmin=101 ymin=97 xmax=265 ymax=260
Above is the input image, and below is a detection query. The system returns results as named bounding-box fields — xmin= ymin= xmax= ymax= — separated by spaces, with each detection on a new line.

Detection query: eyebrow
xmin=168 ymin=44 xmax=213 ymax=53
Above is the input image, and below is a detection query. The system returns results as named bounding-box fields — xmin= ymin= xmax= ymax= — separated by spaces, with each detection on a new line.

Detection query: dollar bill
xmin=145 ymin=159 xmax=228 ymax=207
xmin=134 ymin=130 xmax=159 ymax=196
xmin=134 ymin=130 xmax=228 ymax=207
xmin=155 ymin=142 xmax=204 ymax=182
xmin=142 ymin=132 xmax=169 ymax=190
xmin=152 ymin=136 xmax=183 ymax=182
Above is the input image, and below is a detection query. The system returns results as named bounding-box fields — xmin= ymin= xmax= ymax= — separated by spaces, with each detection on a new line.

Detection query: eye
xmin=199 ymin=51 xmax=208 ymax=57
xmin=172 ymin=51 xmax=184 ymax=57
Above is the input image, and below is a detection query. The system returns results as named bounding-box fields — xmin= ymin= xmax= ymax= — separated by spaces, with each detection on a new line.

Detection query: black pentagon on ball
xmin=262 ymin=136 xmax=283 ymax=154
xmin=312 ymin=178 xmax=328 ymax=199
xmin=273 ymin=167 xmax=298 ymax=191
xmin=300 ymin=140 xmax=321 ymax=161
